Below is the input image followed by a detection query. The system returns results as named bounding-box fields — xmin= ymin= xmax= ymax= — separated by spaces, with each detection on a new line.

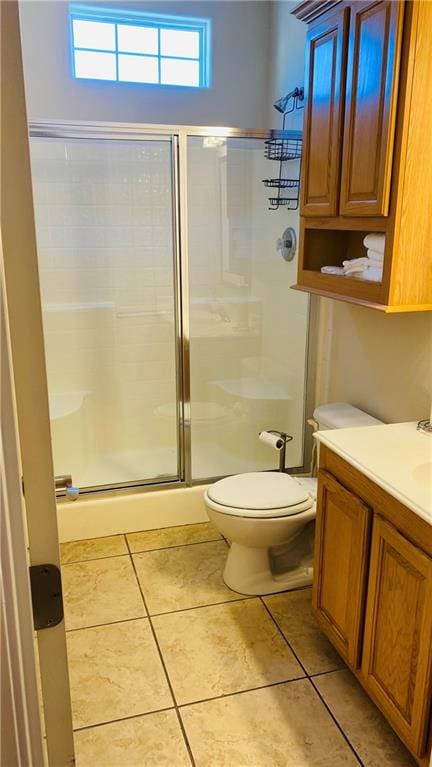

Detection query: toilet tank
xmin=313 ymin=402 xmax=384 ymax=430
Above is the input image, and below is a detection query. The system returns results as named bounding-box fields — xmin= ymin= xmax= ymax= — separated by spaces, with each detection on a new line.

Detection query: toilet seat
xmin=205 ymin=472 xmax=314 ymax=519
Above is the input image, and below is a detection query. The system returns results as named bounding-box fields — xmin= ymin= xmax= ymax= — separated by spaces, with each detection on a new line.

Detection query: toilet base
xmin=223 ymin=542 xmax=313 ymax=596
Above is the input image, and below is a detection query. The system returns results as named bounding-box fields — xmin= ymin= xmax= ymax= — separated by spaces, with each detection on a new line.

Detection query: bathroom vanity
xmin=313 ymin=423 xmax=432 ymax=765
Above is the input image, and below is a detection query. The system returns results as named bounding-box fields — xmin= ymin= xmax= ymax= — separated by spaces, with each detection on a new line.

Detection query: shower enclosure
xmin=29 ymin=122 xmax=309 ymax=496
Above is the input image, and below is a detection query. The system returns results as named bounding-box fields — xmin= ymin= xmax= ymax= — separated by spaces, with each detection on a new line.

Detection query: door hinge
xmin=29 ymin=564 xmax=64 ymax=630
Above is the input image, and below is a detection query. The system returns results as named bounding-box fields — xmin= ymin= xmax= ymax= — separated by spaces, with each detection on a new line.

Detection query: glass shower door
xmin=30 ymin=134 xmax=180 ymax=491
xmin=187 ymin=135 xmax=309 ymax=480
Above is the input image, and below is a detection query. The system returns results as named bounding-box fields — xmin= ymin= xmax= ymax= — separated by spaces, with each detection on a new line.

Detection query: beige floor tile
xmin=314 ymin=669 xmax=416 ymax=766
xmin=153 ymin=599 xmax=303 ymax=704
xmin=263 ymin=588 xmax=344 ymax=675
xmin=61 ymin=535 xmax=127 ymax=564
xmin=74 ymin=710 xmax=191 ymax=766
xmin=180 ymin=679 xmax=359 ymax=766
xmin=67 ymin=619 xmax=173 ymax=728
xmin=63 ymin=555 xmax=145 ymax=630
xmin=133 ymin=540 xmax=241 ymax=614
xmin=127 ymin=521 xmax=222 ymax=553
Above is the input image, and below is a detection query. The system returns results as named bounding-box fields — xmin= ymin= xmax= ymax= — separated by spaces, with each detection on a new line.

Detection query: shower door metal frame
xmin=29 ymin=122 xmax=190 ymax=495
xmin=29 ymin=121 xmax=311 ymax=499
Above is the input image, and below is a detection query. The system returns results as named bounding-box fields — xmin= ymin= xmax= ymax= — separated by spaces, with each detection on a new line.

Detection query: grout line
xmin=129 ymin=536 xmax=222 ymax=556
xmin=65 ymin=533 xmax=362 ymax=764
xmin=61 ymin=532 xmax=128 ymax=546
xmin=65 ymin=596 xmax=258 ymax=632
xmin=73 ymin=705 xmax=176 ymax=733
xmin=66 ymin=614 xmax=148 ymax=633
xmin=177 ymin=675 xmax=308 ymax=710
xmin=125 ymin=536 xmax=197 ymax=767
xmin=61 ymin=536 xmax=223 ymax=566
xmin=266 ymin=584 xmax=312 ymax=594
xmin=65 ymin=598 xmax=260 ymax=632
xmin=308 ymin=666 xmax=346 ymax=679
xmin=173 ymin=708 xmax=196 ymax=767
xmin=61 ymin=552 xmax=131 ymax=566
xmin=259 ymin=598 xmax=310 ymax=676
xmin=259 ymin=598 xmax=363 ymax=766
xmin=148 ymin=594 xmax=255 ymax=618
xmin=309 ymin=676 xmax=365 ymax=766
xmin=128 ymin=521 xmax=213 ymax=536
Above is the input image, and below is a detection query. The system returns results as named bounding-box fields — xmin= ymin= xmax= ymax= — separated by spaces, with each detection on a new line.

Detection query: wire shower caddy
xmin=263 ymin=86 xmax=304 ymax=210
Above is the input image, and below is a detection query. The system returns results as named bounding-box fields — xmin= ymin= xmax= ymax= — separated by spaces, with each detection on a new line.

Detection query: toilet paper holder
xmin=260 ymin=429 xmax=293 ymax=473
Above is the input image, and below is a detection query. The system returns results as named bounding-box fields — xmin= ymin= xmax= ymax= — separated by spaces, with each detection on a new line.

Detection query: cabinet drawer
xmin=362 ymin=515 xmax=432 ymax=756
xmin=313 ymin=469 xmax=371 ymax=667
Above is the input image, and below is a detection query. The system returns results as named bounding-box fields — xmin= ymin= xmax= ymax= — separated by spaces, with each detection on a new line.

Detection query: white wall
xmin=325 ymin=302 xmax=432 ymax=423
xmin=267 ymin=0 xmax=307 ymax=129
xmin=19 ymin=0 xmax=272 ymax=128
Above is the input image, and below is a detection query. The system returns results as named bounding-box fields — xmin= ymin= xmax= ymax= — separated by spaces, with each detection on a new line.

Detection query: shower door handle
xmin=54 ymin=474 xmax=80 ymax=500
xmin=55 ymin=474 xmax=72 ymax=491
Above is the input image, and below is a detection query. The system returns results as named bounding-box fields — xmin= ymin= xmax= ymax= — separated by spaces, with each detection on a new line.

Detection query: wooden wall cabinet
xmin=292 ymin=0 xmax=432 ymax=312
xmin=314 ymin=446 xmax=432 ymax=764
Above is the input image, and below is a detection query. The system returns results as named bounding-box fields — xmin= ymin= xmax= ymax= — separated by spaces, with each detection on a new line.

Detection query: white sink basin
xmin=315 ymin=422 xmax=432 ymax=524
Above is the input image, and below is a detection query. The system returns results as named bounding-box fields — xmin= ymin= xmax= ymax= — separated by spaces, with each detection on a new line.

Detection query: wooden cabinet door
xmin=339 ymin=0 xmax=404 ymax=216
xmin=312 ymin=470 xmax=371 ymax=667
xmin=362 ymin=516 xmax=432 ymax=756
xmin=300 ymin=8 xmax=348 ymax=217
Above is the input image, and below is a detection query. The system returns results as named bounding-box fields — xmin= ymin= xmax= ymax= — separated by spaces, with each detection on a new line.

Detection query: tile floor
xmin=61 ymin=521 xmax=417 ymax=767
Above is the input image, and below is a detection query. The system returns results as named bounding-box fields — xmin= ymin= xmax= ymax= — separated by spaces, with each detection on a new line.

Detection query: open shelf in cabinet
xmin=296 ymin=226 xmax=386 ymax=307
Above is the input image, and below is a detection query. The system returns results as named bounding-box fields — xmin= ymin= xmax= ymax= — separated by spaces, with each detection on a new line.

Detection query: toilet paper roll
xmin=259 ymin=431 xmax=284 ymax=450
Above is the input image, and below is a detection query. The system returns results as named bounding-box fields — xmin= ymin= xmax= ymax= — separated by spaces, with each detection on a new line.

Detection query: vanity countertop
xmin=314 ymin=422 xmax=432 ymax=525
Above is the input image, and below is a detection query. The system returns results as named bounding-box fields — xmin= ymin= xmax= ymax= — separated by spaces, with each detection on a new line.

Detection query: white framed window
xmin=70 ymin=5 xmax=211 ymax=88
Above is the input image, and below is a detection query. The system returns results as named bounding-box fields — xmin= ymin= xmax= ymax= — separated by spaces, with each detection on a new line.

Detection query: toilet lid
xmin=207 ymin=472 xmax=312 ymax=513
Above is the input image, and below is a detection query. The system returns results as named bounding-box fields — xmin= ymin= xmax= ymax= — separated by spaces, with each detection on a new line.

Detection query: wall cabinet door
xmin=312 ymin=470 xmax=371 ymax=667
xmin=362 ymin=516 xmax=432 ymax=757
xmin=300 ymin=8 xmax=348 ymax=217
xmin=340 ymin=0 xmax=404 ymax=216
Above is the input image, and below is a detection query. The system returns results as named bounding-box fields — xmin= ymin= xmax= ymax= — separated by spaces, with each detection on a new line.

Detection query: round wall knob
xmin=277 ymin=227 xmax=297 ymax=262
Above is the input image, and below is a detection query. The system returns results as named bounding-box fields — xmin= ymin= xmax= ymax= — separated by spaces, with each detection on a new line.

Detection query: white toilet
xmin=204 ymin=402 xmax=383 ymax=596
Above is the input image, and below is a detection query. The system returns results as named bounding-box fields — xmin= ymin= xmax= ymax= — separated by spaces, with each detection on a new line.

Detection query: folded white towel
xmin=343 ymin=257 xmax=370 ymax=274
xmin=363 ymin=233 xmax=385 ymax=254
xmin=345 ymin=266 xmax=369 ymax=275
xmin=367 ymin=248 xmax=384 ymax=263
xmin=321 ymin=266 xmax=345 ymax=275
xmin=343 ymin=257 xmax=370 ymax=268
xmin=321 ymin=257 xmax=383 ymax=280
xmin=352 ymin=267 xmax=382 ymax=282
